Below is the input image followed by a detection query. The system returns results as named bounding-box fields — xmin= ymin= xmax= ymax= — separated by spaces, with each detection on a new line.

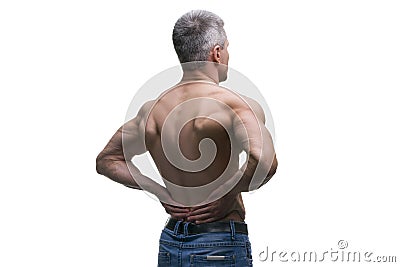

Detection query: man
xmin=96 ymin=10 xmax=277 ymax=266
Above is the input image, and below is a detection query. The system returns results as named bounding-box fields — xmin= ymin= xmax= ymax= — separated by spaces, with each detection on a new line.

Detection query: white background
xmin=1 ymin=0 xmax=399 ymax=266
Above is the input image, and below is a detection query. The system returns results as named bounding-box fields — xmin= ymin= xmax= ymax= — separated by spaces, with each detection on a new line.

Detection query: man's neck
xmin=180 ymin=70 xmax=219 ymax=85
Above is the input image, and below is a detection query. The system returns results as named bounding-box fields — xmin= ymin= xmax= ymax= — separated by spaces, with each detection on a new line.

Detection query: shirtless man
xmin=96 ymin=10 xmax=277 ymax=266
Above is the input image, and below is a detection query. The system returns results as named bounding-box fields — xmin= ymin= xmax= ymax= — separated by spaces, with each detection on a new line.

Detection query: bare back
xmin=97 ymin=80 xmax=271 ymax=222
xmin=142 ymin=82 xmax=264 ymax=221
xmin=146 ymin=82 xmax=240 ymax=183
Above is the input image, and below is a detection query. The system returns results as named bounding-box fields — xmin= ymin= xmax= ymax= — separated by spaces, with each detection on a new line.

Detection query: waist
xmin=165 ymin=217 xmax=248 ymax=235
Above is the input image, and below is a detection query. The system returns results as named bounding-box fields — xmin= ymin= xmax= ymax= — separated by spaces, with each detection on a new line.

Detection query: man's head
xmin=173 ymin=10 xmax=229 ymax=74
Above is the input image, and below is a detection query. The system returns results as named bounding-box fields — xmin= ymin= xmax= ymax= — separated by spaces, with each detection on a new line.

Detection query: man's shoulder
xmin=138 ymin=100 xmax=157 ymax=117
xmin=240 ymin=95 xmax=266 ymax=123
xmin=219 ymin=91 xmax=266 ymax=124
xmin=216 ymin=89 xmax=262 ymax=110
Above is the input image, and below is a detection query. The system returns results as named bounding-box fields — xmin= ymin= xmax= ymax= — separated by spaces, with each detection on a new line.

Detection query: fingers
xmin=187 ymin=205 xmax=214 ymax=216
xmin=161 ymin=202 xmax=190 ymax=219
xmin=160 ymin=196 xmax=232 ymax=224
xmin=185 ymin=194 xmax=236 ymax=223
xmin=162 ymin=203 xmax=190 ymax=213
xmin=186 ymin=212 xmax=213 ymax=223
xmin=187 ymin=211 xmax=223 ymax=224
xmin=186 ymin=205 xmax=219 ymax=223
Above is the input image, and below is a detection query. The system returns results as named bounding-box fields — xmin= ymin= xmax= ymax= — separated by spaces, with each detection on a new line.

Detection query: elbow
xmin=96 ymin=154 xmax=106 ymax=175
xmin=251 ymin=149 xmax=277 ymax=176
xmin=249 ymin=152 xmax=278 ymax=190
xmin=267 ymin=154 xmax=278 ymax=178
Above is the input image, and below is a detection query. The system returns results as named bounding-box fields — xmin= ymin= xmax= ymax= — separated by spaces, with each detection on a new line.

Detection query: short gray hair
xmin=172 ymin=10 xmax=227 ymax=63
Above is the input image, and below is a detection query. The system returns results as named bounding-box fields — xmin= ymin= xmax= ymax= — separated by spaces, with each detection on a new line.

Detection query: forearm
xmin=216 ymin=152 xmax=277 ymax=197
xmin=96 ymin=158 xmax=167 ymax=197
xmin=256 ymin=153 xmax=278 ymax=189
xmin=227 ymin=157 xmax=259 ymax=195
xmin=96 ymin=157 xmax=140 ymax=188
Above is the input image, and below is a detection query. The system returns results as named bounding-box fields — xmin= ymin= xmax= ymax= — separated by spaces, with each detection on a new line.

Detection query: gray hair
xmin=172 ymin=10 xmax=227 ymax=63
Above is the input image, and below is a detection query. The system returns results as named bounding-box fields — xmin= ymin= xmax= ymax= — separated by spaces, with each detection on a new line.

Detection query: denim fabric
xmin=158 ymin=220 xmax=253 ymax=267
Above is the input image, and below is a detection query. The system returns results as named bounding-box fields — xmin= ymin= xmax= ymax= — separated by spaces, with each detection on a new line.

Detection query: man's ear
xmin=211 ymin=45 xmax=221 ymax=63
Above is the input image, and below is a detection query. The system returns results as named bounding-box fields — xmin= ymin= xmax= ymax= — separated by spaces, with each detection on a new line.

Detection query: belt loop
xmin=229 ymin=220 xmax=236 ymax=240
xmin=183 ymin=222 xmax=189 ymax=236
xmin=173 ymin=219 xmax=182 ymax=235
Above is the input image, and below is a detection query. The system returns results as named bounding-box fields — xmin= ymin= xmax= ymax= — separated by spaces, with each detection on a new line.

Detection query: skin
xmin=96 ymin=39 xmax=278 ymax=223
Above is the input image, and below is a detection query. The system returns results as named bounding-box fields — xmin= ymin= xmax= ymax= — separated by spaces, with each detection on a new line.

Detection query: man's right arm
xmin=229 ymin=95 xmax=278 ymax=193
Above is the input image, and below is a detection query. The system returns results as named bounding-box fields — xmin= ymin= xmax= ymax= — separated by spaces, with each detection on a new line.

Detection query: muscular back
xmin=146 ymin=82 xmax=240 ymax=187
xmin=139 ymin=82 xmax=266 ymax=217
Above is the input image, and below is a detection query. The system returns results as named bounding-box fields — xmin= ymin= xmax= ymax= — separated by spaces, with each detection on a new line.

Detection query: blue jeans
xmin=158 ymin=219 xmax=253 ymax=266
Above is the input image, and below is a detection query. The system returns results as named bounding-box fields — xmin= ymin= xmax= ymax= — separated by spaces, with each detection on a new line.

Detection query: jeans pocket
xmin=157 ymin=251 xmax=170 ymax=267
xmin=190 ymin=254 xmax=235 ymax=266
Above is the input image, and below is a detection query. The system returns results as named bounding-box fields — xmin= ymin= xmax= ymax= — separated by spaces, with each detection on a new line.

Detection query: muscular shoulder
xmin=123 ymin=100 xmax=156 ymax=135
xmin=239 ymin=95 xmax=266 ymax=124
xmin=218 ymin=89 xmax=266 ymax=124
xmin=138 ymin=100 xmax=156 ymax=118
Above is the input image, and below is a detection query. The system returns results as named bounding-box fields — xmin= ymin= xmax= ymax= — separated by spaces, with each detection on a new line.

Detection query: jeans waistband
xmin=165 ymin=217 xmax=248 ymax=236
